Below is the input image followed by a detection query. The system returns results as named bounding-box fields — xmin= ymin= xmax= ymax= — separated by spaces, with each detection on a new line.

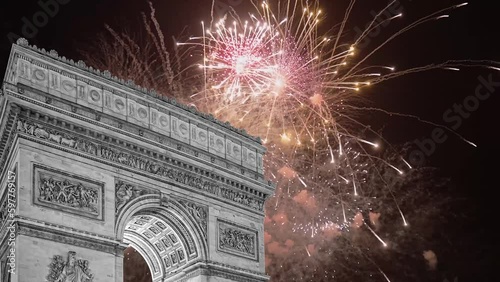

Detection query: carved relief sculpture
xmin=47 ymin=251 xmax=94 ymax=282
xmin=39 ymin=178 xmax=98 ymax=214
xmin=179 ymin=200 xmax=208 ymax=238
xmin=115 ymin=181 xmax=158 ymax=213
xmin=33 ymin=165 xmax=103 ymax=220
xmin=17 ymin=120 xmax=97 ymax=156
xmin=19 ymin=119 xmax=266 ymax=212
xmin=218 ymin=221 xmax=257 ymax=260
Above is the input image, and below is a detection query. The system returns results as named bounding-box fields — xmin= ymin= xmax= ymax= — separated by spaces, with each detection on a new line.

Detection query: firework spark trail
xmin=190 ymin=1 xmax=493 ymax=170
xmin=345 ymin=2 xmax=471 ymax=78
xmin=184 ymin=3 xmax=497 ymax=280
xmin=340 ymin=105 xmax=479 ymax=147
xmin=81 ymin=0 xmax=498 ymax=280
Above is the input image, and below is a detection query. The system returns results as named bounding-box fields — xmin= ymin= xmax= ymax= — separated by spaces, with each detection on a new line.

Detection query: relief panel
xmin=32 ymin=164 xmax=104 ymax=221
xmin=217 ymin=219 xmax=258 ymax=261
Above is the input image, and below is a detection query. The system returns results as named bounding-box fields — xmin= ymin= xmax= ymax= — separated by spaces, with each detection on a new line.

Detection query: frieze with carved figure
xmin=33 ymin=165 xmax=104 ymax=220
xmin=218 ymin=220 xmax=258 ymax=260
xmin=46 ymin=251 xmax=94 ymax=282
xmin=17 ymin=120 xmax=98 ymax=155
xmin=179 ymin=199 xmax=208 ymax=238
xmin=115 ymin=181 xmax=158 ymax=213
xmin=17 ymin=118 xmax=266 ymax=211
xmin=39 ymin=177 xmax=99 ymax=214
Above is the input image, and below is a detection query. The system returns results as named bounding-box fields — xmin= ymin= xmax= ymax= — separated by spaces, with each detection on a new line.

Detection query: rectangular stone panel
xmin=217 ymin=219 xmax=258 ymax=261
xmin=256 ymin=153 xmax=264 ymax=174
xmin=241 ymin=146 xmax=257 ymax=170
xmin=104 ymin=90 xmax=127 ymax=118
xmin=150 ymin=107 xmax=171 ymax=136
xmin=76 ymin=79 xmax=89 ymax=108
xmin=171 ymin=115 xmax=190 ymax=144
xmin=59 ymin=72 xmax=77 ymax=101
xmin=32 ymin=164 xmax=105 ymax=221
xmin=127 ymin=98 xmax=149 ymax=126
xmin=48 ymin=70 xmax=61 ymax=97
xmin=17 ymin=58 xmax=31 ymax=86
xmin=87 ymin=84 xmax=104 ymax=109
xmin=209 ymin=130 xmax=225 ymax=158
xmin=225 ymin=138 xmax=242 ymax=165
xmin=31 ymin=63 xmax=49 ymax=90
xmin=189 ymin=122 xmax=208 ymax=151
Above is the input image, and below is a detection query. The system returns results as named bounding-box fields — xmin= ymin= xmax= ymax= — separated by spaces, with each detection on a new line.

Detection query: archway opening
xmin=122 ymin=213 xmax=194 ymax=282
xmin=124 ymin=246 xmax=152 ymax=282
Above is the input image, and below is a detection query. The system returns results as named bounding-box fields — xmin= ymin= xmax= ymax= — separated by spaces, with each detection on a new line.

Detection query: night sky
xmin=1 ymin=0 xmax=499 ymax=281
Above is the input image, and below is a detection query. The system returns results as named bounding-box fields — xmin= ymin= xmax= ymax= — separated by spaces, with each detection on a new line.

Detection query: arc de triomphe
xmin=0 ymin=38 xmax=274 ymax=282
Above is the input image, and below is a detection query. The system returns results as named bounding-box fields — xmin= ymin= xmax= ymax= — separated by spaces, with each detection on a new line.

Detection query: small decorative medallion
xmin=34 ymin=69 xmax=46 ymax=81
xmin=138 ymin=108 xmax=148 ymax=119
xmin=115 ymin=99 xmax=125 ymax=110
xmin=89 ymin=90 xmax=100 ymax=102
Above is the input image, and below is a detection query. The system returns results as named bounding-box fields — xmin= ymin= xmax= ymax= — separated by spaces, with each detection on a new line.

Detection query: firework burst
xmin=81 ymin=0 xmax=498 ymax=280
xmin=178 ymin=1 xmax=497 ymax=279
xmin=183 ymin=0 xmax=414 ymax=234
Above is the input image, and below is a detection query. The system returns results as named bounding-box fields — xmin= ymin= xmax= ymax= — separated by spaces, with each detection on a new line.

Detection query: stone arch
xmin=116 ymin=193 xmax=208 ymax=281
xmin=2 ymin=41 xmax=271 ymax=282
xmin=123 ymin=233 xmax=161 ymax=281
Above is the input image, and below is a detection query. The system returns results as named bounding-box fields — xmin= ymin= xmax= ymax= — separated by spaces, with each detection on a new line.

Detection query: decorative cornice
xmin=206 ymin=260 xmax=267 ymax=277
xmin=6 ymin=86 xmax=273 ymax=191
xmin=14 ymin=218 xmax=124 ymax=255
xmin=16 ymin=117 xmax=267 ymax=212
xmin=15 ymin=215 xmax=116 ymax=241
xmin=12 ymin=38 xmax=263 ymax=145
xmin=0 ymin=104 xmax=20 ymax=175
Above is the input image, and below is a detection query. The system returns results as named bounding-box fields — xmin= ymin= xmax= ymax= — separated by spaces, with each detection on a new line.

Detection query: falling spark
xmin=305 ymin=245 xmax=311 ymax=257
xmin=298 ymin=177 xmax=308 ymax=188
xmin=402 ymin=157 xmax=413 ymax=169
xmin=358 ymin=139 xmax=379 ymax=148
xmin=365 ymin=222 xmax=388 ymax=247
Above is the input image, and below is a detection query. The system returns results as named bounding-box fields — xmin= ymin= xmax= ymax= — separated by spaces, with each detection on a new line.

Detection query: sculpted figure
xmin=53 ymin=252 xmax=93 ymax=282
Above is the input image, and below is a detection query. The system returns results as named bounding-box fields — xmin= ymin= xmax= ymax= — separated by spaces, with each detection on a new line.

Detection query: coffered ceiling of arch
xmin=124 ymin=215 xmax=191 ymax=273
